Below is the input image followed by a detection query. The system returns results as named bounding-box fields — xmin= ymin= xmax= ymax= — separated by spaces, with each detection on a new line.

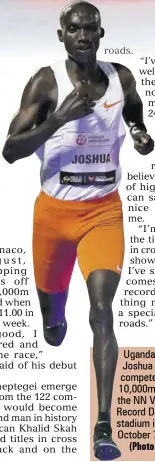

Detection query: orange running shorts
xmin=33 ymin=190 xmax=124 ymax=293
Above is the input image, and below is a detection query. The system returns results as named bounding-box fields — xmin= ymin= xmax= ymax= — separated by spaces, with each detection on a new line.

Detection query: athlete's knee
xmin=89 ymin=297 xmax=113 ymax=332
xmin=37 ymin=288 xmax=68 ymax=307
xmin=37 ymin=288 xmax=68 ymax=326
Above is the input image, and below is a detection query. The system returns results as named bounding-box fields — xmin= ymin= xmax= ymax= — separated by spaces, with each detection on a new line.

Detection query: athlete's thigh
xmin=77 ymin=215 xmax=124 ymax=282
xmin=33 ymin=199 xmax=76 ymax=293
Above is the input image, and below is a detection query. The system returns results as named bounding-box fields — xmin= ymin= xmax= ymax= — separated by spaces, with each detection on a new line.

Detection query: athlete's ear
xmin=57 ymin=29 xmax=64 ymax=42
xmin=100 ymin=27 xmax=105 ymax=38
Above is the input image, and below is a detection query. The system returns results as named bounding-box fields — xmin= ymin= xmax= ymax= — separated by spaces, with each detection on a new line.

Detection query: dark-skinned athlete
xmin=2 ymin=1 xmax=154 ymax=460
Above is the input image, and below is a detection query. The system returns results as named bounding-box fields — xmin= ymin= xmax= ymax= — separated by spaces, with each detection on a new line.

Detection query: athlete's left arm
xmin=113 ymin=63 xmax=154 ymax=155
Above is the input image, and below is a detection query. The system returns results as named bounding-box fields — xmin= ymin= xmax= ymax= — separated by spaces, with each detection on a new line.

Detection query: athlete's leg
xmin=33 ymin=192 xmax=76 ymax=346
xmin=37 ymin=288 xmax=68 ymax=327
xmin=37 ymin=288 xmax=68 ymax=347
xmin=87 ymin=269 xmax=120 ymax=420
xmin=88 ymin=270 xmax=121 ymax=460
xmin=33 ymin=233 xmax=76 ymax=346
xmin=77 ymin=196 xmax=124 ymax=459
xmin=33 ymin=229 xmax=76 ymax=346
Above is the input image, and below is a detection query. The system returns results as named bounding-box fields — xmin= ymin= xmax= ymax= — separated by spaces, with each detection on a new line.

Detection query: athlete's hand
xmin=131 ymin=129 xmax=154 ymax=155
xmin=55 ymin=89 xmax=95 ymax=124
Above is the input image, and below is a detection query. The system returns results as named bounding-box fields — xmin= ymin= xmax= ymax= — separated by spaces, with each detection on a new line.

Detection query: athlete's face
xmin=58 ymin=6 xmax=104 ymax=64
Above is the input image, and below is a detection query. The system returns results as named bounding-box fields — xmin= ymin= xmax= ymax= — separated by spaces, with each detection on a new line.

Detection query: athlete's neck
xmin=66 ymin=56 xmax=98 ymax=81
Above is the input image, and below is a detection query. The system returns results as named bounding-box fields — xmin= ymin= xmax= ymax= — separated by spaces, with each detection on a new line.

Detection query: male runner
xmin=2 ymin=1 xmax=154 ymax=460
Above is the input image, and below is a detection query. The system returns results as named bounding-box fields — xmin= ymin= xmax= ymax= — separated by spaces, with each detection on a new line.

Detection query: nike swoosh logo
xmin=104 ymin=100 xmax=123 ymax=109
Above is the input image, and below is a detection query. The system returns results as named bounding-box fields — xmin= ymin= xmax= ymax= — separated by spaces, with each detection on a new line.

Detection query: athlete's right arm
xmin=2 ymin=67 xmax=64 ymax=164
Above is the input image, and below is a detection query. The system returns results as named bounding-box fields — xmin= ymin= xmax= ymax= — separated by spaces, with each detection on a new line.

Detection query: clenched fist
xmin=130 ymin=127 xmax=154 ymax=155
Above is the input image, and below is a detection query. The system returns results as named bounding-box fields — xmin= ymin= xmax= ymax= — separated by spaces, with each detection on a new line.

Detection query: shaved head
xmin=60 ymin=1 xmax=101 ymax=27
xmin=58 ymin=0 xmax=104 ymax=64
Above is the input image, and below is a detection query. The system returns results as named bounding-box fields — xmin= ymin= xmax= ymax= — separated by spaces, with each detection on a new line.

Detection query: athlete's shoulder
xmin=30 ymin=66 xmax=55 ymax=87
xmin=30 ymin=61 xmax=64 ymax=86
xmin=22 ymin=66 xmax=57 ymax=106
xmin=111 ymin=62 xmax=135 ymax=94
